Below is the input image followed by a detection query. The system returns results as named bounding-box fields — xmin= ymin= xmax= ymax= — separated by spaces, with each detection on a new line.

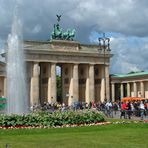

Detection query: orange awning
xmin=121 ymin=97 xmax=146 ymax=102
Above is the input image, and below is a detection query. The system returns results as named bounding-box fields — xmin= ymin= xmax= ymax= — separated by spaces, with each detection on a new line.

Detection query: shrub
xmin=0 ymin=110 xmax=105 ymax=127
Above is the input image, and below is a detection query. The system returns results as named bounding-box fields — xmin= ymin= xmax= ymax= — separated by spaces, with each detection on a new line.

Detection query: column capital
xmin=33 ymin=61 xmax=39 ymax=64
xmin=89 ymin=63 xmax=95 ymax=66
xmin=73 ymin=63 xmax=79 ymax=65
xmin=51 ymin=62 xmax=57 ymax=65
xmin=105 ymin=64 xmax=109 ymax=67
xmin=111 ymin=82 xmax=115 ymax=84
xmin=73 ymin=63 xmax=79 ymax=68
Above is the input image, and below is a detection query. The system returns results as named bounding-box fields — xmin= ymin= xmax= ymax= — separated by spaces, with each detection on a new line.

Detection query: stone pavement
xmin=110 ymin=110 xmax=148 ymax=120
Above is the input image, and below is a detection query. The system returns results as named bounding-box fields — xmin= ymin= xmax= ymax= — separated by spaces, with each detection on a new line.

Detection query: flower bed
xmin=0 ymin=110 xmax=106 ymax=129
xmin=110 ymin=120 xmax=148 ymax=124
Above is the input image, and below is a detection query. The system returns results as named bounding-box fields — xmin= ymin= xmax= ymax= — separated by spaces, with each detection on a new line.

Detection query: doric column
xmin=47 ymin=63 xmax=51 ymax=103
xmin=69 ymin=64 xmax=79 ymax=106
xmin=50 ymin=63 xmax=57 ymax=103
xmin=120 ymin=83 xmax=124 ymax=98
xmin=4 ymin=77 xmax=7 ymax=98
xmin=100 ymin=65 xmax=105 ymax=102
xmin=127 ymin=83 xmax=130 ymax=97
xmin=133 ymin=82 xmax=137 ymax=97
xmin=105 ymin=65 xmax=110 ymax=101
xmin=111 ymin=83 xmax=115 ymax=102
xmin=73 ymin=64 xmax=79 ymax=103
xmin=85 ymin=64 xmax=95 ymax=104
xmin=30 ymin=62 xmax=40 ymax=106
xmin=140 ymin=81 xmax=144 ymax=98
xmin=69 ymin=64 xmax=73 ymax=106
xmin=89 ymin=64 xmax=95 ymax=102
xmin=85 ymin=65 xmax=90 ymax=104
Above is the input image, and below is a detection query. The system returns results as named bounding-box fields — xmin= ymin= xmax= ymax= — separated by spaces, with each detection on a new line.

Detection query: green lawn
xmin=0 ymin=123 xmax=147 ymax=148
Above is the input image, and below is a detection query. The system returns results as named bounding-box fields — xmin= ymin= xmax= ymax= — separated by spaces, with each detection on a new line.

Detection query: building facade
xmin=0 ymin=39 xmax=112 ymax=106
xmin=111 ymin=72 xmax=148 ymax=101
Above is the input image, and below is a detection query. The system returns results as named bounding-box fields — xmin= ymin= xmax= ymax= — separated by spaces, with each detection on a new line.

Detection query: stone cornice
xmin=23 ymin=39 xmax=112 ymax=64
xmin=25 ymin=54 xmax=110 ymax=65
xmin=24 ymin=40 xmax=113 ymax=56
xmin=25 ymin=48 xmax=111 ymax=58
xmin=24 ymin=40 xmax=112 ymax=59
xmin=111 ymin=75 xmax=148 ymax=83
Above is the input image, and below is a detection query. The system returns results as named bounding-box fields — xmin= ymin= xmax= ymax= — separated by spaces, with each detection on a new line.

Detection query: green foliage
xmin=56 ymin=75 xmax=62 ymax=102
xmin=0 ymin=110 xmax=105 ymax=127
xmin=0 ymin=98 xmax=7 ymax=110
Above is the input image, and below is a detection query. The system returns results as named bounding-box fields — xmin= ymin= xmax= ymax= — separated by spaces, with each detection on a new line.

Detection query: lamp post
xmin=98 ymin=33 xmax=110 ymax=102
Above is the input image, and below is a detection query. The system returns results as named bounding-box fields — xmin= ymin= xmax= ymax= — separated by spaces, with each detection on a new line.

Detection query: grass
xmin=106 ymin=118 xmax=144 ymax=122
xmin=0 ymin=123 xmax=147 ymax=148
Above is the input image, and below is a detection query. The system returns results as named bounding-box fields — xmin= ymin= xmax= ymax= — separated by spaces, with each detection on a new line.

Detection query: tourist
xmin=144 ymin=101 xmax=148 ymax=116
xmin=126 ymin=102 xmax=132 ymax=119
xmin=88 ymin=101 xmax=92 ymax=109
xmin=85 ymin=102 xmax=88 ymax=109
xmin=139 ymin=101 xmax=145 ymax=120
xmin=105 ymin=101 xmax=113 ymax=117
xmin=113 ymin=102 xmax=118 ymax=115
xmin=133 ymin=101 xmax=139 ymax=116
xmin=61 ymin=102 xmax=65 ymax=111
xmin=120 ymin=102 xmax=126 ymax=119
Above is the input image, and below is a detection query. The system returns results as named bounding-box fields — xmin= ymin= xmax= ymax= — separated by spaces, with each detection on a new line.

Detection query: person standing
xmin=113 ymin=102 xmax=118 ymax=115
xmin=120 ymin=102 xmax=126 ymax=119
xmin=139 ymin=101 xmax=145 ymax=120
xmin=126 ymin=102 xmax=132 ymax=119
xmin=105 ymin=101 xmax=113 ymax=117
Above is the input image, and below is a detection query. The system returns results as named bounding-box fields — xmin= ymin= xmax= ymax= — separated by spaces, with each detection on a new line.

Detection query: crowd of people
xmin=30 ymin=99 xmax=148 ymax=120
xmin=95 ymin=100 xmax=148 ymax=120
xmin=120 ymin=101 xmax=147 ymax=120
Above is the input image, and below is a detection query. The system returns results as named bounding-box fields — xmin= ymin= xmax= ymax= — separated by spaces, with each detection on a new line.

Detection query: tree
xmin=56 ymin=75 xmax=62 ymax=102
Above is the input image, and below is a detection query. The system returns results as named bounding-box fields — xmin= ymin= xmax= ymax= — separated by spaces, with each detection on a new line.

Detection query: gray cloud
xmin=0 ymin=0 xmax=148 ymax=73
xmin=1 ymin=0 xmax=148 ymax=40
xmin=110 ymin=36 xmax=148 ymax=73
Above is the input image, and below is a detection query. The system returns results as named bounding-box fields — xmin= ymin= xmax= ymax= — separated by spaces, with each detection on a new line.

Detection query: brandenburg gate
xmin=0 ymin=15 xmax=112 ymax=106
xmin=25 ymin=39 xmax=112 ymax=106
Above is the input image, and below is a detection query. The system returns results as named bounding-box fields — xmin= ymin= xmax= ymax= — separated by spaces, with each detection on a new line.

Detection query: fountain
xmin=6 ymin=12 xmax=28 ymax=114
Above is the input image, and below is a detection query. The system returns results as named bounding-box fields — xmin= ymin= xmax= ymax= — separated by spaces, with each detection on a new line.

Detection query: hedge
xmin=0 ymin=110 xmax=105 ymax=127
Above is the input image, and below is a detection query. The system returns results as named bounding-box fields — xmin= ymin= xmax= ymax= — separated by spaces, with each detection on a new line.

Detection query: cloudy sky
xmin=0 ymin=0 xmax=148 ymax=74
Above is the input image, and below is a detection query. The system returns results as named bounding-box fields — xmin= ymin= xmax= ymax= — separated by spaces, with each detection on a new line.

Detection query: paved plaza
xmin=107 ymin=110 xmax=148 ymax=121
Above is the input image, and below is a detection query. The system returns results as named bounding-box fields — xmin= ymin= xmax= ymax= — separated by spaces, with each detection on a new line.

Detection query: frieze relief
xmin=26 ymin=53 xmax=109 ymax=64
